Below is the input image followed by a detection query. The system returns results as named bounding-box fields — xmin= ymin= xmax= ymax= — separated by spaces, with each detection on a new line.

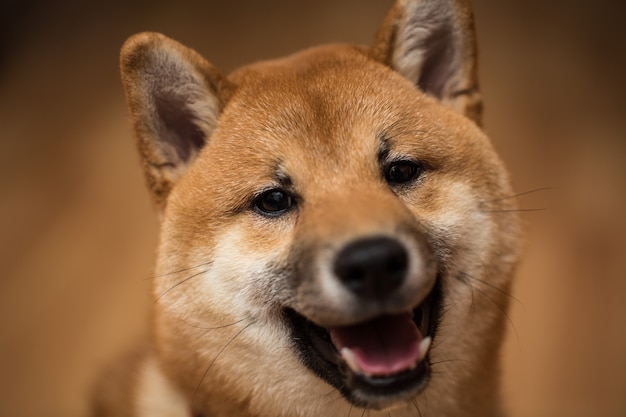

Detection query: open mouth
xmin=283 ymin=277 xmax=443 ymax=407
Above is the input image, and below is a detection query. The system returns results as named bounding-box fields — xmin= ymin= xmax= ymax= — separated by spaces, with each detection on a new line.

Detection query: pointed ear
xmin=372 ymin=0 xmax=483 ymax=125
xmin=120 ymin=32 xmax=234 ymax=209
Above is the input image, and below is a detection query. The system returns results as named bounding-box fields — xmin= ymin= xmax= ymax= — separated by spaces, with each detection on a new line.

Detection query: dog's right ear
xmin=120 ymin=32 xmax=233 ymax=209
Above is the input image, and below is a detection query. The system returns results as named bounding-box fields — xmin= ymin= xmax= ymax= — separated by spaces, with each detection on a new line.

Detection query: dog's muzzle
xmin=283 ymin=236 xmax=442 ymax=408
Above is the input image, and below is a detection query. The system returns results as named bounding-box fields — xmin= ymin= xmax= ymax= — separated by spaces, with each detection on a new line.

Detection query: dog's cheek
xmin=201 ymin=222 xmax=296 ymax=317
xmin=408 ymin=180 xmax=495 ymax=274
xmin=417 ymin=180 xmax=516 ymax=361
xmin=187 ymin=225 xmax=340 ymax=415
xmin=412 ymin=180 xmax=502 ymax=317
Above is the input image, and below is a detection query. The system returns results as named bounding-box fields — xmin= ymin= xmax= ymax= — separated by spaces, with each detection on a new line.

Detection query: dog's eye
xmin=254 ymin=189 xmax=293 ymax=216
xmin=384 ymin=160 xmax=422 ymax=185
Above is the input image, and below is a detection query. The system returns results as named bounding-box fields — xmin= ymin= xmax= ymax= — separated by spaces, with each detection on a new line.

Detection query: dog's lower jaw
xmin=137 ymin=295 xmax=508 ymax=417
xmin=134 ymin=348 xmax=505 ymax=417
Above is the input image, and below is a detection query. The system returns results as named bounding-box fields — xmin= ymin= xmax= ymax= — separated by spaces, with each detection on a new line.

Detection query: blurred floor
xmin=0 ymin=1 xmax=625 ymax=416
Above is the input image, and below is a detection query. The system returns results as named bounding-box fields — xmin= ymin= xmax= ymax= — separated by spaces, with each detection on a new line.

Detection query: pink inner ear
xmin=329 ymin=313 xmax=422 ymax=376
xmin=416 ymin=28 xmax=456 ymax=99
xmin=373 ymin=0 xmax=482 ymax=125
xmin=154 ymin=93 xmax=207 ymax=164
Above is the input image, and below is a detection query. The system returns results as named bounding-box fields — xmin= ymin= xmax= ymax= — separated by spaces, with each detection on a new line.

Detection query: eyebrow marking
xmin=377 ymin=133 xmax=391 ymax=164
xmin=274 ymin=163 xmax=293 ymax=189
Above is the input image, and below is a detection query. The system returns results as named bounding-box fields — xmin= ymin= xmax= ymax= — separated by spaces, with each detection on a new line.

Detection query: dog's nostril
xmin=333 ymin=237 xmax=408 ymax=299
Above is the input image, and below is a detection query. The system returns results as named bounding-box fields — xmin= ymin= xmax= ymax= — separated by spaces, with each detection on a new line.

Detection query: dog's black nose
xmin=334 ymin=237 xmax=408 ymax=299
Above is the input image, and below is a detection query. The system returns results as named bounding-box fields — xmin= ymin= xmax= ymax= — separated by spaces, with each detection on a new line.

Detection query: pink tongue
xmin=329 ymin=313 xmax=422 ymax=376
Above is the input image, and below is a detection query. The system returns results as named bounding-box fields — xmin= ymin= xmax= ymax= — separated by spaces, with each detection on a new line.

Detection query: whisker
xmin=465 ymin=282 xmax=520 ymax=348
xmin=429 ymin=369 xmax=448 ymax=376
xmin=154 ymin=269 xmax=209 ymax=303
xmin=462 ymin=272 xmax=522 ymax=307
xmin=411 ymin=399 xmax=424 ymax=417
xmin=360 ymin=408 xmax=367 ymax=417
xmin=180 ymin=316 xmax=251 ymax=330
xmin=322 ymin=386 xmax=346 ymax=405
xmin=439 ymin=302 xmax=458 ymax=318
xmin=326 ymin=391 xmax=345 ymax=404
xmin=466 ymin=277 xmax=477 ymax=319
xmin=455 ymin=271 xmax=521 ymax=347
xmin=481 ymin=187 xmax=559 ymax=204
xmin=145 ymin=261 xmax=212 ymax=280
xmin=322 ymin=387 xmax=336 ymax=398
xmin=431 ymin=334 xmax=451 ymax=350
xmin=430 ymin=357 xmax=477 ymax=367
xmin=193 ymin=320 xmax=255 ymax=401
xmin=481 ymin=186 xmax=557 ymax=214
xmin=483 ymin=208 xmax=547 ymax=213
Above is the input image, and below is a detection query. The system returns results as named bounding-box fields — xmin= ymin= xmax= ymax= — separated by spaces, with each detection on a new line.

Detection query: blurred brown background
xmin=1 ymin=0 xmax=625 ymax=416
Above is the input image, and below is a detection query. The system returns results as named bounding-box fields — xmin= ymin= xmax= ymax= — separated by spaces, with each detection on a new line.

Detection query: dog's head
xmin=121 ymin=0 xmax=520 ymax=415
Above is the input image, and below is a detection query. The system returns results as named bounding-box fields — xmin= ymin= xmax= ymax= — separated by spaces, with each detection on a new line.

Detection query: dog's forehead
xmin=203 ymin=46 xmax=446 ymax=176
xmin=190 ymin=45 xmax=492 ymax=199
xmin=220 ymin=46 xmax=423 ymax=147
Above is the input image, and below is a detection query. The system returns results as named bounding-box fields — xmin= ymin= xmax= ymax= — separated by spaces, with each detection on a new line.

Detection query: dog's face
xmin=121 ymin=1 xmax=521 ymax=416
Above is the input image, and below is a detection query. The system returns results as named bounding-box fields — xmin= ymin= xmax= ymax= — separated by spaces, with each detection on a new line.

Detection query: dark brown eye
xmin=384 ymin=160 xmax=422 ymax=184
xmin=254 ymin=189 xmax=293 ymax=216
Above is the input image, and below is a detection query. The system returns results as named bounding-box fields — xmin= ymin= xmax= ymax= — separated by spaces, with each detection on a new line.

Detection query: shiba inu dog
xmin=92 ymin=0 xmax=521 ymax=416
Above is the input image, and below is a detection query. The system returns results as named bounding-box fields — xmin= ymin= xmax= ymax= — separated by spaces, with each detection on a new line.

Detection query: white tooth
xmin=340 ymin=347 xmax=362 ymax=373
xmin=418 ymin=336 xmax=432 ymax=362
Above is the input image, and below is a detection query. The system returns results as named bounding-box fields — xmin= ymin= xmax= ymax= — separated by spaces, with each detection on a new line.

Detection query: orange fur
xmin=93 ymin=1 xmax=521 ymax=416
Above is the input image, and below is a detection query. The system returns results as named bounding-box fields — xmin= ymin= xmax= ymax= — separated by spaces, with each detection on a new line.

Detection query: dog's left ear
xmin=372 ymin=0 xmax=482 ymax=125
